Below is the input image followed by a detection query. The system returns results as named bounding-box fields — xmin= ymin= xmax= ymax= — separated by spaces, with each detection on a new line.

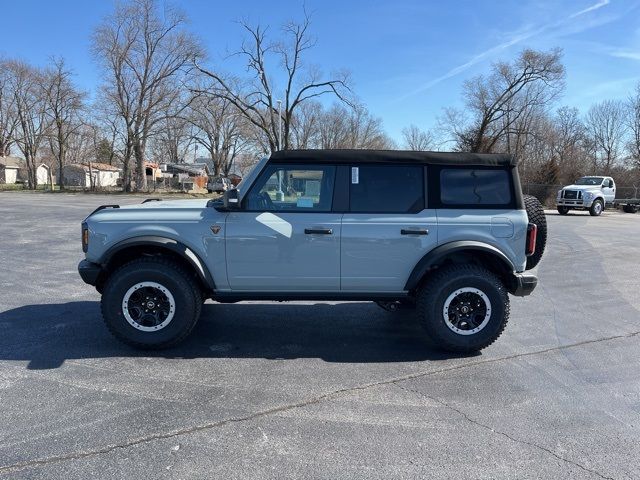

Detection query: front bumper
xmin=78 ymin=260 xmax=102 ymax=286
xmin=557 ymin=198 xmax=593 ymax=208
xmin=510 ymin=272 xmax=538 ymax=297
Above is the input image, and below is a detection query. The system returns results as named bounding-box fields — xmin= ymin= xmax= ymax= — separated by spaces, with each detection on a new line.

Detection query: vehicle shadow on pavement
xmin=0 ymin=301 xmax=467 ymax=370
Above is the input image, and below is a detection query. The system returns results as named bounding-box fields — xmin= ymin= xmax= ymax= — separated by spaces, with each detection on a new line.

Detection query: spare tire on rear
xmin=523 ymin=194 xmax=547 ymax=270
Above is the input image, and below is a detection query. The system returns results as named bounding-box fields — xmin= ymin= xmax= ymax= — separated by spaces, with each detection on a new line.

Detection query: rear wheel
xmin=623 ymin=204 xmax=638 ymax=214
xmin=101 ymin=257 xmax=202 ymax=349
xmin=557 ymin=206 xmax=569 ymax=215
xmin=524 ymin=194 xmax=547 ymax=270
xmin=416 ymin=264 xmax=509 ymax=353
xmin=589 ymin=199 xmax=604 ymax=216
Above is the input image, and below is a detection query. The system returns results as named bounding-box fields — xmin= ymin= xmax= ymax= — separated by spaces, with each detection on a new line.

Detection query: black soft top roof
xmin=269 ymin=149 xmax=517 ymax=167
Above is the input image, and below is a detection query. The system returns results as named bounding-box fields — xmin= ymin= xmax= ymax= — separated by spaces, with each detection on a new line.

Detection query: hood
xmin=84 ymin=198 xmax=219 ymax=224
xmin=562 ymin=185 xmax=603 ymax=191
xmin=117 ymin=199 xmax=212 ymax=210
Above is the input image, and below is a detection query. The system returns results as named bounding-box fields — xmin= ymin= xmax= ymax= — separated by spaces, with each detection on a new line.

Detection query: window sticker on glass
xmin=351 ymin=167 xmax=359 ymax=184
xmin=296 ymin=197 xmax=314 ymax=208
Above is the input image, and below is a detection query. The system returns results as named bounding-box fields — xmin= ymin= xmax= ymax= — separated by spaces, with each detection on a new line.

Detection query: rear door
xmin=225 ymin=163 xmax=341 ymax=291
xmin=340 ymin=164 xmax=437 ymax=292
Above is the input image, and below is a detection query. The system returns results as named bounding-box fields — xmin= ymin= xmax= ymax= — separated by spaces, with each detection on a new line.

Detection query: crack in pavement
xmin=1 ymin=329 xmax=638 ymax=476
xmin=395 ymin=384 xmax=615 ymax=480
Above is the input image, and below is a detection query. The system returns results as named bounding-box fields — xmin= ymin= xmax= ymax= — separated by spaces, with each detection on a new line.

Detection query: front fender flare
xmin=404 ymin=241 xmax=515 ymax=291
xmin=98 ymin=236 xmax=215 ymax=289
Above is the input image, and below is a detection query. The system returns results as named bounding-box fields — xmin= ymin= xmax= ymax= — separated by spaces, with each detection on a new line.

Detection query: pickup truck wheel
xmin=589 ymin=199 xmax=604 ymax=216
xmin=101 ymin=258 xmax=202 ymax=349
xmin=524 ymin=194 xmax=547 ymax=270
xmin=416 ymin=264 xmax=509 ymax=353
xmin=557 ymin=206 xmax=569 ymax=215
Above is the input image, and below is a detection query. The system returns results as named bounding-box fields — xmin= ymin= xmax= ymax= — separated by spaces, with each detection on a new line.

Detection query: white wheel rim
xmin=122 ymin=281 xmax=176 ymax=332
xmin=443 ymin=287 xmax=492 ymax=335
xmin=595 ymin=202 xmax=602 ymax=214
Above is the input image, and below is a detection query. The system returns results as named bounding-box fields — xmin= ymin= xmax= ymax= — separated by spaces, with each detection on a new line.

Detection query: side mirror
xmin=223 ymin=188 xmax=240 ymax=209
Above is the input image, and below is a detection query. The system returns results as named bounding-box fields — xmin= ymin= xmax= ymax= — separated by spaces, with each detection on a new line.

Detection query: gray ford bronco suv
xmin=78 ymin=150 xmax=546 ymax=353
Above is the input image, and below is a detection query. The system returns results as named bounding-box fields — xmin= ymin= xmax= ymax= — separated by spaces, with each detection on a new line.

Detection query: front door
xmin=225 ymin=164 xmax=341 ymax=291
xmin=602 ymin=178 xmax=616 ymax=203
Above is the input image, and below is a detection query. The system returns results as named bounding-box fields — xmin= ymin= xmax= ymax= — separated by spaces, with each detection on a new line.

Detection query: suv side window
xmin=245 ymin=164 xmax=336 ymax=212
xmin=350 ymin=165 xmax=424 ymax=213
xmin=440 ymin=168 xmax=512 ymax=206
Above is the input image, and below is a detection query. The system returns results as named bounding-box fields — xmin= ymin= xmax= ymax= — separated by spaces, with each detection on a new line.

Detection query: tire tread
xmin=417 ymin=264 xmax=510 ymax=352
xmin=100 ymin=257 xmax=202 ymax=349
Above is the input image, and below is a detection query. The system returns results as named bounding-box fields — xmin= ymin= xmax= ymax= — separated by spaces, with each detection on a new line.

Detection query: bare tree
xmin=43 ymin=58 xmax=85 ymax=187
xmin=626 ymin=82 xmax=640 ymax=168
xmin=402 ymin=124 xmax=433 ymax=151
xmin=93 ymin=0 xmax=200 ymax=191
xmin=150 ymin=92 xmax=193 ymax=164
xmin=188 ymin=92 xmax=248 ymax=175
xmin=586 ymin=99 xmax=627 ymax=173
xmin=8 ymin=61 xmax=51 ymax=189
xmin=550 ymin=106 xmax=590 ymax=181
xmin=289 ymin=100 xmax=321 ymax=149
xmin=316 ymin=104 xmax=393 ymax=149
xmin=443 ymin=48 xmax=565 ymax=153
xmin=194 ymin=13 xmax=352 ymax=153
xmin=0 ymin=59 xmax=19 ymax=157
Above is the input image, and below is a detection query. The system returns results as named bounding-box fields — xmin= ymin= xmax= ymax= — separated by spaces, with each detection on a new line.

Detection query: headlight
xmin=557 ymin=190 xmax=562 ymax=198
xmin=584 ymin=192 xmax=594 ymax=200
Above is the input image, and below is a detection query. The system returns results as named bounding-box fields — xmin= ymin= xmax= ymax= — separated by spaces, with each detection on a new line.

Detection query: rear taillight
xmin=526 ymin=223 xmax=537 ymax=256
xmin=82 ymin=223 xmax=89 ymax=252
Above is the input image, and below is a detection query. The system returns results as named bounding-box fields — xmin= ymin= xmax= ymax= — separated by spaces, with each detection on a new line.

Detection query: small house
xmin=0 ymin=156 xmax=21 ymax=184
xmin=36 ymin=163 xmax=52 ymax=186
xmin=63 ymin=162 xmax=121 ymax=188
xmin=161 ymin=163 xmax=209 ymax=191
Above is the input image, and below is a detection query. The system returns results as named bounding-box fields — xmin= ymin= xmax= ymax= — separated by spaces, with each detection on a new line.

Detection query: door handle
xmin=305 ymin=228 xmax=333 ymax=235
xmin=401 ymin=228 xmax=429 ymax=235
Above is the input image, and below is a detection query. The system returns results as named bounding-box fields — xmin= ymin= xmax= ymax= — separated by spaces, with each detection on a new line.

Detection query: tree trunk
xmin=58 ymin=142 xmax=65 ymax=190
xmin=134 ymin=140 xmax=147 ymax=192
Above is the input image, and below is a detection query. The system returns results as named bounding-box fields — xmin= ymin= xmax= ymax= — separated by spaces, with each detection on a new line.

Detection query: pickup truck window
xmin=245 ymin=164 xmax=336 ymax=212
xmin=575 ymin=177 xmax=604 ymax=185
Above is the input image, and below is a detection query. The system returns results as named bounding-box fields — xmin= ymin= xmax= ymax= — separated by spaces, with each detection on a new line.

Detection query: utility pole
xmin=277 ymin=99 xmax=282 ymax=151
xmin=275 ymin=99 xmax=284 ymax=201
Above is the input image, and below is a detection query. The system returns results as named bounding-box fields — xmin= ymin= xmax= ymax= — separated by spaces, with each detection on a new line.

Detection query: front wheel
xmin=589 ymin=199 xmax=604 ymax=216
xmin=416 ymin=265 xmax=509 ymax=353
xmin=101 ymin=258 xmax=202 ymax=349
xmin=557 ymin=206 xmax=569 ymax=215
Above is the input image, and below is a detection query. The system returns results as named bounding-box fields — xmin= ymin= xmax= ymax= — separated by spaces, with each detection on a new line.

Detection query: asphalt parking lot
xmin=0 ymin=192 xmax=639 ymax=479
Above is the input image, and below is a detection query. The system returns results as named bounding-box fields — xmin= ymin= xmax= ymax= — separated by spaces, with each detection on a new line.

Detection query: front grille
xmin=563 ymin=190 xmax=581 ymax=199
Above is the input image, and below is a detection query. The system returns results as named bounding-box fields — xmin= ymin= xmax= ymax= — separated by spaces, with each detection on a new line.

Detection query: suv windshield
xmin=575 ymin=177 xmax=604 ymax=185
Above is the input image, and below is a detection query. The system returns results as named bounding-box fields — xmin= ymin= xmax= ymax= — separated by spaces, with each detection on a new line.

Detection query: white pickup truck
xmin=556 ymin=176 xmax=616 ymax=216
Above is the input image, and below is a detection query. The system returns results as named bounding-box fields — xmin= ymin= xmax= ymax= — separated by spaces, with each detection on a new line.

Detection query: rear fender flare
xmin=405 ymin=241 xmax=515 ymax=291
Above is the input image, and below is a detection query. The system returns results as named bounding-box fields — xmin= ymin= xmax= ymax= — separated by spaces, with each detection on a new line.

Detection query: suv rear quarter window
xmin=438 ymin=167 xmax=513 ymax=208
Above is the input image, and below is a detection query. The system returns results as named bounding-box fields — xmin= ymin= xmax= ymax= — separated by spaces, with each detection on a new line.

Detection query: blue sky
xmin=1 ymin=0 xmax=639 ymax=142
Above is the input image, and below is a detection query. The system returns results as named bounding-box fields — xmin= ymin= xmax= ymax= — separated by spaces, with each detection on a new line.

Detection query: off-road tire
xmin=589 ymin=199 xmax=604 ymax=216
xmin=101 ymin=257 xmax=202 ymax=349
xmin=524 ymin=194 xmax=547 ymax=270
xmin=557 ymin=206 xmax=569 ymax=215
xmin=417 ymin=264 xmax=509 ymax=353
